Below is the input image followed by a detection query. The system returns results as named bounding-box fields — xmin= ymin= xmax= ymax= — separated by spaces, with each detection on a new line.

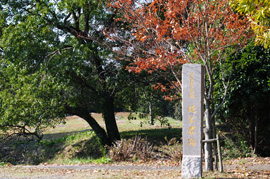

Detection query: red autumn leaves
xmin=108 ymin=0 xmax=253 ymax=94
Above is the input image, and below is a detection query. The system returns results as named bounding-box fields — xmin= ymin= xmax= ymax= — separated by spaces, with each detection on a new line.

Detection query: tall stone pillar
xmin=181 ymin=64 xmax=204 ymax=178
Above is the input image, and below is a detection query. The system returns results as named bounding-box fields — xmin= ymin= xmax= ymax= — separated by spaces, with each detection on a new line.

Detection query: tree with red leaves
xmin=108 ymin=0 xmax=253 ymax=171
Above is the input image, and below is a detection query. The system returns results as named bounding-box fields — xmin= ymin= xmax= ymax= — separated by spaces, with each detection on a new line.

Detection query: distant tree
xmin=230 ymin=0 xmax=270 ymax=48
xmin=108 ymin=0 xmax=253 ymax=170
xmin=135 ymin=85 xmax=175 ymax=125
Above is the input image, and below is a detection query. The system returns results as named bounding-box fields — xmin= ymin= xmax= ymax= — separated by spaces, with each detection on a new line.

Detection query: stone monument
xmin=182 ymin=64 xmax=204 ymax=178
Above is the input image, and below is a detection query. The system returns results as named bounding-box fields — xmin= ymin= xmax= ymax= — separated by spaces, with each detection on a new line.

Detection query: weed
xmin=94 ymin=157 xmax=112 ymax=164
xmin=53 ymin=156 xmax=112 ymax=165
xmin=108 ymin=136 xmax=153 ymax=161
xmin=238 ymin=159 xmax=247 ymax=165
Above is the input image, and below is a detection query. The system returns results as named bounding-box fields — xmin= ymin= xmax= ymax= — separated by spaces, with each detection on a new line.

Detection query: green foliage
xmin=155 ymin=116 xmax=170 ymax=127
xmin=222 ymin=134 xmax=251 ymax=159
xmin=58 ymin=156 xmax=112 ymax=165
xmin=230 ymin=0 xmax=270 ymax=48
xmin=0 ymin=0 xmax=127 ymax=145
xmin=0 ymin=162 xmax=7 ymax=166
xmin=0 ymin=60 xmax=65 ymax=138
xmin=135 ymin=92 xmax=175 ymax=119
xmin=215 ymin=42 xmax=270 ymax=156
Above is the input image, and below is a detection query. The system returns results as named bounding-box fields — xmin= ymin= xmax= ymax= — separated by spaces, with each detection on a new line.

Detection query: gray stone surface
xmin=182 ymin=64 xmax=204 ymax=178
xmin=182 ymin=64 xmax=203 ymax=156
xmin=182 ymin=156 xmax=202 ymax=178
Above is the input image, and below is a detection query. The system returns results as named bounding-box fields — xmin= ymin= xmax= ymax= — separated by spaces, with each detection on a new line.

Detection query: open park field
xmin=1 ymin=113 xmax=270 ymax=178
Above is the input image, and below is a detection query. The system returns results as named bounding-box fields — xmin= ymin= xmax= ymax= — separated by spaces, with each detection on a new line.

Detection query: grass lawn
xmin=1 ymin=112 xmax=270 ymax=178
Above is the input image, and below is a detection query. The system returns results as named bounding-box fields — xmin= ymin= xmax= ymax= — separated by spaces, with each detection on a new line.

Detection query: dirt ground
xmin=1 ymin=157 xmax=270 ymax=179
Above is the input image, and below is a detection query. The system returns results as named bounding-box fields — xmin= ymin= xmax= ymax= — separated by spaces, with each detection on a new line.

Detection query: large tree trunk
xmin=204 ymin=98 xmax=213 ymax=171
xmin=80 ymin=111 xmax=109 ymax=146
xmin=65 ymin=106 xmax=110 ymax=146
xmin=102 ymin=94 xmax=120 ymax=145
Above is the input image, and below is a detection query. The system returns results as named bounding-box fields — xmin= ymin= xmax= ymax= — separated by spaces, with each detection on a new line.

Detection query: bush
xmin=108 ymin=136 xmax=153 ymax=161
xmin=222 ymin=134 xmax=252 ymax=159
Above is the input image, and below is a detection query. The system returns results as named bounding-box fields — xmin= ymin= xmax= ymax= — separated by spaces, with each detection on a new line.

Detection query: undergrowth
xmin=222 ymin=133 xmax=252 ymax=159
xmin=0 ymin=130 xmax=105 ymax=165
xmin=0 ymin=127 xmax=183 ymax=165
xmin=108 ymin=136 xmax=182 ymax=162
xmin=108 ymin=136 xmax=154 ymax=161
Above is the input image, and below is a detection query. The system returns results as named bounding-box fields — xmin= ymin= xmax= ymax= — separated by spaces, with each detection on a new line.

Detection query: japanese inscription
xmin=187 ymin=72 xmax=196 ymax=147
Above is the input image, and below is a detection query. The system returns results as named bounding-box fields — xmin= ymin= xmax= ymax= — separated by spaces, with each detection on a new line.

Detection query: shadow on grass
xmin=120 ymin=127 xmax=182 ymax=145
xmin=0 ymin=129 xmax=102 ymax=165
xmin=42 ymin=129 xmax=92 ymax=139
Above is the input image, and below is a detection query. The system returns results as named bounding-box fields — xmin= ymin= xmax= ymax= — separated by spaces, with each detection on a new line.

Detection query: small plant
xmin=160 ymin=137 xmax=182 ymax=161
xmin=156 ymin=116 xmax=170 ymax=127
xmin=108 ymin=136 xmax=153 ymax=161
xmin=138 ymin=113 xmax=148 ymax=120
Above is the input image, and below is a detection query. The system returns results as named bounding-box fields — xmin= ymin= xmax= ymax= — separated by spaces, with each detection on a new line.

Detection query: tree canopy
xmin=0 ymin=0 xmax=144 ymax=145
xmin=0 ymin=60 xmax=65 ymax=140
xmin=215 ymin=41 xmax=270 ymax=156
xmin=230 ymin=0 xmax=270 ymax=48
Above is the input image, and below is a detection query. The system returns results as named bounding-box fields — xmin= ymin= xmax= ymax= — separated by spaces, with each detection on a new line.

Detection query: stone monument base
xmin=182 ymin=155 xmax=202 ymax=178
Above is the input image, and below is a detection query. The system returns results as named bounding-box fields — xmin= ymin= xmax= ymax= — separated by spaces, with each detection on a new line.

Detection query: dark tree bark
xmin=102 ymin=94 xmax=120 ymax=145
xmin=65 ymin=106 xmax=109 ymax=146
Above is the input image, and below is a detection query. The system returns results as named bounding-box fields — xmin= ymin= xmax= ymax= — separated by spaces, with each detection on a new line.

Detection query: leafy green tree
xmin=0 ymin=60 xmax=65 ymax=140
xmin=0 ymin=0 xmax=140 ymax=145
xmin=230 ymin=0 xmax=270 ymax=48
xmin=215 ymin=42 xmax=270 ymax=156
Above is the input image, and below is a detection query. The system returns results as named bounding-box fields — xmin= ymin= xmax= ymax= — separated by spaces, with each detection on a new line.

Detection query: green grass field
xmin=0 ymin=112 xmax=182 ymax=165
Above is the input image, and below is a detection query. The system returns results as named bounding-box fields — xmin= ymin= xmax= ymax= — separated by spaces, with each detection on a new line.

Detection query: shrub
xmin=108 ymin=136 xmax=153 ymax=161
xmin=160 ymin=137 xmax=182 ymax=161
xmin=222 ymin=134 xmax=251 ymax=159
